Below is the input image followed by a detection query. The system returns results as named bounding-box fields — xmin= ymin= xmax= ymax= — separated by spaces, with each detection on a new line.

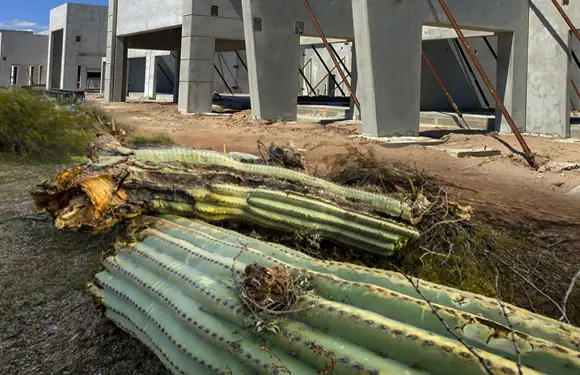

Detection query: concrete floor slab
xmin=443 ymin=148 xmax=502 ymax=158
xmin=349 ymin=134 xmax=448 ymax=147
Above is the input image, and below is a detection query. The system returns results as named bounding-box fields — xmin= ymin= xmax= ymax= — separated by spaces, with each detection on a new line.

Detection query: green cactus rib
xmin=99 ymin=250 xmax=425 ymax=375
xmin=147 ymin=181 xmax=418 ymax=255
xmin=91 ymin=216 xmax=580 ymax=375
xmin=127 ymin=148 xmax=413 ymax=219
xmin=156 ymin=215 xmax=580 ymax=353
xmin=133 ymin=218 xmax=580 ymax=374
xmin=32 ymin=158 xmax=419 ymax=255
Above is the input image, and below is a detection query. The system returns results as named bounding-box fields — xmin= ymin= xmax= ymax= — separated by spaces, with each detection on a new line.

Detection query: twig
xmin=485 ymin=249 xmax=571 ymax=324
xmin=495 ymin=272 xmax=523 ymax=375
xmin=231 ymin=240 xmax=313 ymax=317
xmin=561 ymin=268 xmax=580 ymax=322
xmin=395 ymin=266 xmax=496 ymax=375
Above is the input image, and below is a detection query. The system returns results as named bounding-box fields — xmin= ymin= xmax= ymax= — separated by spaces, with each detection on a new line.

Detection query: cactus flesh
xmin=90 ymin=215 xmax=580 ymax=375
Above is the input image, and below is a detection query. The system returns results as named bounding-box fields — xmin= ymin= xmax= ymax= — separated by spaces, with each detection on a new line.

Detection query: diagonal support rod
xmin=301 ymin=0 xmax=360 ymax=111
xmin=311 ymin=46 xmax=346 ymax=96
xmin=422 ymin=51 xmax=470 ymax=129
xmin=437 ymin=0 xmax=537 ymax=169
xmin=299 ymin=67 xmax=316 ymax=95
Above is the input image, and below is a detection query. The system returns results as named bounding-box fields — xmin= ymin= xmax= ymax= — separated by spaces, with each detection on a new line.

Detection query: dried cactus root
xmin=90 ymin=215 xmax=580 ymax=375
xmin=30 ymin=144 xmax=420 ymax=255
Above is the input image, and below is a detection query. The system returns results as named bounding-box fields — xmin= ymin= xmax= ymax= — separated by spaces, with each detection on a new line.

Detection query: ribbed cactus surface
xmin=90 ymin=215 xmax=580 ymax=375
xmin=30 ymin=146 xmax=420 ymax=255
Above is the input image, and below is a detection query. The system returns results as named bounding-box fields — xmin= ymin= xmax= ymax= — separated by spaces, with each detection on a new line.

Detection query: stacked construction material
xmin=30 ymin=138 xmax=423 ymax=256
xmin=89 ymin=215 xmax=580 ymax=375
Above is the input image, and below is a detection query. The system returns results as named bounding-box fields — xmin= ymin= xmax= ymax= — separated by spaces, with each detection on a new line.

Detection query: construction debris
xmin=538 ymin=161 xmax=580 ymax=173
xmin=445 ymin=148 xmax=502 ymax=158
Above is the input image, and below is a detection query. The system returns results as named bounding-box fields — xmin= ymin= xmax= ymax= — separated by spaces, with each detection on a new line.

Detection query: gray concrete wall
xmin=301 ymin=42 xmax=353 ymax=97
xmin=0 ymin=31 xmax=48 ymax=86
xmin=421 ymin=37 xmax=497 ymax=111
xmin=48 ymin=3 xmax=107 ymax=90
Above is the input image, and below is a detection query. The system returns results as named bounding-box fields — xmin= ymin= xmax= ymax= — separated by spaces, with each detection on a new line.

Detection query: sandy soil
xmin=98 ymin=100 xmax=580 ymax=226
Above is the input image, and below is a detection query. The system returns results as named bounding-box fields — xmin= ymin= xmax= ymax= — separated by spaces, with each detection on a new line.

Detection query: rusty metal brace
xmin=301 ymin=0 xmax=361 ymax=112
xmin=422 ymin=51 xmax=470 ymax=129
xmin=437 ymin=0 xmax=537 ymax=169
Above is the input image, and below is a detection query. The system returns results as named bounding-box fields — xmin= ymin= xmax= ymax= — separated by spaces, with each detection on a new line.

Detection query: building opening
xmin=10 ymin=66 xmax=18 ymax=85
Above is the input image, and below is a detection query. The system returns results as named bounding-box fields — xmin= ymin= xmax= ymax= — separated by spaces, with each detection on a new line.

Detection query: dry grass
xmin=271 ymin=146 xmax=580 ymax=325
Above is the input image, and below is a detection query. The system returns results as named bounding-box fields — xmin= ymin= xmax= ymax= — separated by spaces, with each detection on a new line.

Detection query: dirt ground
xmin=2 ymin=99 xmax=580 ymax=374
xmin=100 ymin=101 xmax=580 ymax=225
xmin=0 ymin=164 xmax=169 ymax=374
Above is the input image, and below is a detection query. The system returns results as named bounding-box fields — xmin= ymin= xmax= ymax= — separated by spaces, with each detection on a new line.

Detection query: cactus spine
xmin=90 ymin=215 xmax=580 ymax=375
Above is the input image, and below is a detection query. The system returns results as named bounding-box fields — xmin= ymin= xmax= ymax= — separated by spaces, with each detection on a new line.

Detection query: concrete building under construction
xmin=0 ymin=30 xmax=48 ymax=87
xmin=101 ymin=0 xmax=580 ymax=139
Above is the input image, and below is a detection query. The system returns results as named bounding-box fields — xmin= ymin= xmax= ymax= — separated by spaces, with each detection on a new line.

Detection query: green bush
xmin=0 ymin=87 xmax=101 ymax=161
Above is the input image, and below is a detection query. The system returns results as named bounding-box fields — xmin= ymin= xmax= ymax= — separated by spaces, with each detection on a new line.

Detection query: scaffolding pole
xmin=437 ymin=0 xmax=537 ymax=169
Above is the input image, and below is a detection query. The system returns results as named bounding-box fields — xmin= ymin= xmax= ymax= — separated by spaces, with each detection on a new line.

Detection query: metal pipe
xmin=234 ymin=50 xmax=248 ymax=71
xmin=487 ymin=36 xmax=580 ymax=106
xmin=214 ymin=65 xmax=234 ymax=96
xmin=301 ymin=0 xmax=360 ymax=111
xmin=311 ymin=46 xmax=346 ymax=96
xmin=482 ymin=36 xmax=497 ymax=60
xmin=422 ymin=51 xmax=470 ymax=129
xmin=329 ymin=43 xmax=352 ymax=77
xmin=437 ymin=0 xmax=537 ymax=169
xmin=571 ymin=79 xmax=580 ymax=101
xmin=299 ymin=67 xmax=316 ymax=96
xmin=550 ymin=0 xmax=580 ymax=44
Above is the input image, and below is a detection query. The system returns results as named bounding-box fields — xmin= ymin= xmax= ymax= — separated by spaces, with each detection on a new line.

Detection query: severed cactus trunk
xmin=30 ymin=138 xmax=423 ymax=255
xmin=90 ymin=215 xmax=580 ymax=375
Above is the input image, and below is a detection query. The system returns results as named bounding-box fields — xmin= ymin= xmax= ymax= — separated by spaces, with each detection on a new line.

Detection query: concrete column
xmin=100 ymin=60 xmax=106 ymax=94
xmin=349 ymin=43 xmax=361 ymax=121
xmin=144 ymin=51 xmax=157 ymax=99
xmin=104 ymin=0 xmax=119 ymax=101
xmin=241 ymin=0 xmax=301 ymax=121
xmin=179 ymin=0 xmax=214 ymax=113
xmin=526 ymin=2 xmax=572 ymax=137
xmin=106 ymin=36 xmax=127 ymax=101
xmin=495 ymin=31 xmax=528 ymax=133
xmin=352 ymin=0 xmax=422 ymax=137
xmin=79 ymin=65 xmax=88 ymax=89
xmin=61 ymin=18 xmax=81 ymax=90
xmin=174 ymin=49 xmax=184 ymax=106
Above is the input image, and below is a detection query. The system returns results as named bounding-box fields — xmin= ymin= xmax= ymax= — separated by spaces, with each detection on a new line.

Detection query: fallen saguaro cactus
xmin=90 ymin=215 xmax=580 ymax=375
xmin=30 ymin=135 xmax=424 ymax=255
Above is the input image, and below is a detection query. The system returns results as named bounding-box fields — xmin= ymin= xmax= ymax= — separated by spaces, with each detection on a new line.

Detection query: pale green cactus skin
xmin=90 ymin=215 xmax=580 ymax=375
xmin=148 ymin=183 xmax=419 ymax=255
xmin=130 ymin=148 xmax=412 ymax=220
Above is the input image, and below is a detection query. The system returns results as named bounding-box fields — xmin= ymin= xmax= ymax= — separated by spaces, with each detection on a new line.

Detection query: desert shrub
xmin=0 ymin=87 xmax=103 ymax=161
